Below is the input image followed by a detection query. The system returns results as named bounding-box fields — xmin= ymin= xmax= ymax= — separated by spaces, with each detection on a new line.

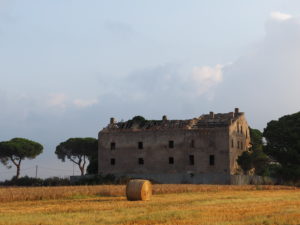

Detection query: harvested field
xmin=0 ymin=185 xmax=299 ymax=225
xmin=0 ymin=184 xmax=296 ymax=202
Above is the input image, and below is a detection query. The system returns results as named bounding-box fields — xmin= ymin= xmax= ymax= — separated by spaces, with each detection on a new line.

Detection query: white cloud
xmin=73 ymin=99 xmax=98 ymax=108
xmin=47 ymin=93 xmax=67 ymax=109
xmin=191 ymin=64 xmax=223 ymax=96
xmin=213 ymin=14 xmax=300 ymax=129
xmin=116 ymin=63 xmax=224 ymax=103
xmin=270 ymin=12 xmax=292 ymax=21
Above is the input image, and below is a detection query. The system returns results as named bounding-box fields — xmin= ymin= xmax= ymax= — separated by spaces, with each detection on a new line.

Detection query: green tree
xmin=0 ymin=138 xmax=43 ymax=179
xmin=263 ymin=112 xmax=300 ymax=182
xmin=237 ymin=151 xmax=253 ymax=174
xmin=237 ymin=128 xmax=269 ymax=175
xmin=86 ymin=154 xmax=98 ymax=174
xmin=55 ymin=138 xmax=97 ymax=176
xmin=87 ymin=140 xmax=98 ymax=175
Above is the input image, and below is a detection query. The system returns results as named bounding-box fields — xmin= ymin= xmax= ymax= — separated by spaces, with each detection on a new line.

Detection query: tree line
xmin=0 ymin=111 xmax=299 ymax=184
xmin=0 ymin=137 xmax=98 ymax=179
xmin=237 ymin=111 xmax=300 ymax=183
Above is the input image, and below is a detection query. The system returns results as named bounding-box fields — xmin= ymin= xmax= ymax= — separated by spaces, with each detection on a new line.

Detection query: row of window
xmin=236 ymin=123 xmax=248 ymax=138
xmin=111 ymin=140 xmax=175 ymax=150
xmin=110 ymin=155 xmax=215 ymax=166
xmin=231 ymin=140 xmax=244 ymax=150
xmin=112 ymin=140 xmax=246 ymax=150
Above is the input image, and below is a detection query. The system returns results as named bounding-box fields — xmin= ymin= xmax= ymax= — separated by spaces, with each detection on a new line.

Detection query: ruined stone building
xmin=98 ymin=108 xmax=251 ymax=184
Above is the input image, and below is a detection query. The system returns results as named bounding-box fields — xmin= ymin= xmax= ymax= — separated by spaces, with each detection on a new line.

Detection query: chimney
xmin=162 ymin=115 xmax=168 ymax=121
xmin=209 ymin=111 xmax=214 ymax=119
xmin=234 ymin=108 xmax=239 ymax=117
xmin=110 ymin=117 xmax=116 ymax=125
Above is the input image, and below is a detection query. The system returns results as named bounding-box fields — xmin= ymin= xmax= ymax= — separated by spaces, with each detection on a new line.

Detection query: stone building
xmin=98 ymin=108 xmax=251 ymax=184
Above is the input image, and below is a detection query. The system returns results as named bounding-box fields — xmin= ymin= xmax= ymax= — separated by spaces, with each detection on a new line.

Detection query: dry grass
xmin=0 ymin=184 xmax=296 ymax=202
xmin=0 ymin=185 xmax=299 ymax=225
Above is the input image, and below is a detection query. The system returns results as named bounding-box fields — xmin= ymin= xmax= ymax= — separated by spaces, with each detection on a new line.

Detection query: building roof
xmin=103 ymin=109 xmax=244 ymax=131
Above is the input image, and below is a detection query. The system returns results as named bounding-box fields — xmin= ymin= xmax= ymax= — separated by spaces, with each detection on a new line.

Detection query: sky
xmin=1 ymin=0 xmax=300 ymax=180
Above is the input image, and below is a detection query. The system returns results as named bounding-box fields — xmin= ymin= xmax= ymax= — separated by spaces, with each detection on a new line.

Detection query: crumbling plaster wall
xmin=98 ymin=127 xmax=230 ymax=176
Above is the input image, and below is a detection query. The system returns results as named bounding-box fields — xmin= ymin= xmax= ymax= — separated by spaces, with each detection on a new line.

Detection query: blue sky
xmin=1 ymin=0 xmax=300 ymax=180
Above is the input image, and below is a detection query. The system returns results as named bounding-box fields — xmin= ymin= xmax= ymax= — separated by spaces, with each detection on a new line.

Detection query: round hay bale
xmin=126 ymin=179 xmax=152 ymax=201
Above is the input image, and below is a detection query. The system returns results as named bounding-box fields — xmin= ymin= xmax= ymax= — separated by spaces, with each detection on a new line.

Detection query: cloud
xmin=213 ymin=14 xmax=300 ymax=129
xmin=270 ymin=12 xmax=292 ymax=21
xmin=114 ymin=63 xmax=224 ymax=104
xmin=191 ymin=64 xmax=223 ymax=96
xmin=47 ymin=93 xmax=68 ymax=109
xmin=46 ymin=93 xmax=100 ymax=110
xmin=73 ymin=99 xmax=98 ymax=108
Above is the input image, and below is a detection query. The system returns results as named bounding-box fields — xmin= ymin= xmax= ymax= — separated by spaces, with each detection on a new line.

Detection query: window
xmin=169 ymin=140 xmax=174 ymax=149
xmin=138 ymin=158 xmax=144 ymax=165
xmin=189 ymin=155 xmax=194 ymax=165
xmin=231 ymin=139 xmax=234 ymax=148
xmin=190 ymin=140 xmax=195 ymax=148
xmin=237 ymin=141 xmax=240 ymax=149
xmin=110 ymin=142 xmax=116 ymax=150
xmin=237 ymin=123 xmax=239 ymax=133
xmin=169 ymin=157 xmax=174 ymax=164
xmin=240 ymin=125 xmax=243 ymax=134
xmin=209 ymin=155 xmax=215 ymax=166
xmin=138 ymin=141 xmax=143 ymax=149
xmin=110 ymin=158 xmax=115 ymax=165
xmin=241 ymin=142 xmax=243 ymax=150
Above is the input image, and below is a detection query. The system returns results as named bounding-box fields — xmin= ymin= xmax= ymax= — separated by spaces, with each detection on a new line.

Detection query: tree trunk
xmin=79 ymin=166 xmax=84 ymax=176
xmin=10 ymin=157 xmax=21 ymax=179
xmin=16 ymin=165 xmax=20 ymax=179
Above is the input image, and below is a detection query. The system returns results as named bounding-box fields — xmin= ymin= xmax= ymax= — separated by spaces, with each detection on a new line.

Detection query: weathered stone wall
xmin=229 ymin=114 xmax=251 ymax=174
xmin=98 ymin=127 xmax=230 ymax=176
xmin=230 ymin=175 xmax=276 ymax=185
xmin=98 ymin=109 xmax=251 ymax=184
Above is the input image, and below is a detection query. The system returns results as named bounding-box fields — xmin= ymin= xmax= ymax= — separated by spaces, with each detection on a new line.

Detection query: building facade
xmin=98 ymin=108 xmax=251 ymax=184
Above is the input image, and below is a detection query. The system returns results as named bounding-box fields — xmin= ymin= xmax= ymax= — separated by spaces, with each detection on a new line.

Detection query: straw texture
xmin=126 ymin=179 xmax=152 ymax=201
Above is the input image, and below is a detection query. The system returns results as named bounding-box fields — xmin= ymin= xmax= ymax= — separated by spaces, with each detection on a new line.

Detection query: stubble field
xmin=0 ymin=185 xmax=299 ymax=225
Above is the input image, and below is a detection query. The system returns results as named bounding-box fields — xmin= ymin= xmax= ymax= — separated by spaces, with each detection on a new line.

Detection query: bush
xmin=0 ymin=176 xmax=44 ymax=186
xmin=43 ymin=177 xmax=70 ymax=186
xmin=0 ymin=176 xmax=70 ymax=186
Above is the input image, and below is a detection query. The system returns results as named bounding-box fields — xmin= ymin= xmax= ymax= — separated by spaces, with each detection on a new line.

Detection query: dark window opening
xmin=110 ymin=158 xmax=115 ymax=165
xmin=240 ymin=126 xmax=243 ymax=134
xmin=231 ymin=139 xmax=234 ymax=148
xmin=169 ymin=140 xmax=174 ymax=148
xmin=241 ymin=142 xmax=243 ymax=150
xmin=110 ymin=142 xmax=116 ymax=150
xmin=138 ymin=141 xmax=143 ymax=149
xmin=237 ymin=141 xmax=240 ymax=149
xmin=169 ymin=157 xmax=174 ymax=164
xmin=189 ymin=155 xmax=194 ymax=165
xmin=138 ymin=158 xmax=144 ymax=165
xmin=190 ymin=140 xmax=195 ymax=148
xmin=209 ymin=155 xmax=215 ymax=166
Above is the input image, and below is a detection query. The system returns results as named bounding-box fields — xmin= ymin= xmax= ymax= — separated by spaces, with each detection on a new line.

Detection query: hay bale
xmin=126 ymin=179 xmax=152 ymax=201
